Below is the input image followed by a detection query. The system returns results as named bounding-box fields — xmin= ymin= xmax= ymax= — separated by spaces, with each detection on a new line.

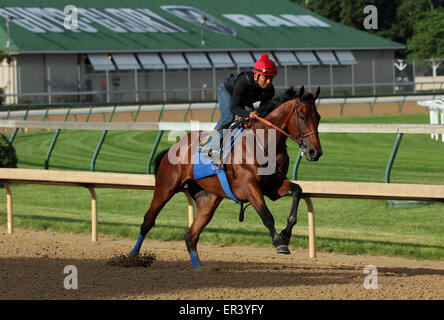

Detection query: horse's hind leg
xmin=184 ymin=190 xmax=222 ymax=269
xmin=130 ymin=177 xmax=181 ymax=256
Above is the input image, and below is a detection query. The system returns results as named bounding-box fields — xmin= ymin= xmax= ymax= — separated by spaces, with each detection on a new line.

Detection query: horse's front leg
xmin=266 ymin=179 xmax=303 ymax=254
xmin=247 ymin=186 xmax=283 ymax=250
xmin=281 ymin=180 xmax=302 ymax=250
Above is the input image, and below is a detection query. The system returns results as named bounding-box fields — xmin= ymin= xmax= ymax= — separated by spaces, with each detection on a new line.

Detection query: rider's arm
xmin=259 ymin=85 xmax=275 ymax=107
xmin=257 ymin=85 xmax=276 ymax=115
xmin=230 ymin=77 xmax=252 ymax=118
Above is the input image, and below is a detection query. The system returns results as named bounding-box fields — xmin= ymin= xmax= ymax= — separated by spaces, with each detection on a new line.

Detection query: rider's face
xmin=256 ymin=74 xmax=274 ymax=89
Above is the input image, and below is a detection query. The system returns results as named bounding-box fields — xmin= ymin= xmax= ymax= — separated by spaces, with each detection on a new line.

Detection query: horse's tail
xmin=153 ymin=148 xmax=170 ymax=176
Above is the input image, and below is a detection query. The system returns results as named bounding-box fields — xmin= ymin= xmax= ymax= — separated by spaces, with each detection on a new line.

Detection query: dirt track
xmin=1 ymin=104 xmax=442 ymax=300
xmin=0 ymin=227 xmax=443 ymax=300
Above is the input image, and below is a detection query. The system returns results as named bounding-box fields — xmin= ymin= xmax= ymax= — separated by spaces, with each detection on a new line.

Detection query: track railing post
xmin=9 ymin=109 xmax=29 ymax=144
xmin=4 ymin=182 xmax=13 ymax=234
xmin=42 ymin=108 xmax=50 ymax=131
xmin=339 ymin=98 xmax=347 ymax=117
xmin=398 ymin=96 xmax=407 ymax=115
xmin=88 ymin=186 xmax=98 ymax=242
xmin=183 ymin=103 xmax=192 ymax=121
xmin=146 ymin=130 xmax=164 ymax=174
xmin=304 ymin=197 xmax=316 ymax=258
xmin=85 ymin=105 xmax=93 ymax=122
xmin=146 ymin=104 xmax=166 ymax=174
xmin=369 ymin=96 xmax=377 ymax=116
xmin=184 ymin=189 xmax=195 ymax=227
xmin=157 ymin=104 xmax=165 ymax=122
xmin=2 ymin=109 xmax=10 ymax=134
xmin=292 ymin=149 xmax=303 ymax=180
xmin=385 ymin=133 xmax=403 ymax=183
xmin=44 ymin=107 xmax=71 ymax=170
xmin=21 ymin=109 xmax=30 ymax=133
xmin=133 ymin=104 xmax=142 ymax=122
xmin=90 ymin=105 xmax=116 ymax=172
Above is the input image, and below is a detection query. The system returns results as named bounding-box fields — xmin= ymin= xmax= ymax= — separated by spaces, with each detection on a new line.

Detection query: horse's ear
xmin=313 ymin=86 xmax=320 ymax=100
xmin=298 ymin=86 xmax=305 ymax=100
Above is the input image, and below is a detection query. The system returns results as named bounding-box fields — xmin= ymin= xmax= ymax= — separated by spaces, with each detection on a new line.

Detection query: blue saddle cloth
xmin=193 ymin=126 xmax=247 ymax=204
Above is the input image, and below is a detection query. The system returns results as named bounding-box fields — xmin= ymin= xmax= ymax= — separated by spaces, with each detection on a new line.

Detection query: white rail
xmin=417 ymin=99 xmax=444 ymax=141
xmin=2 ymin=94 xmax=444 ymax=119
xmin=2 ymin=168 xmax=443 ymax=258
xmin=2 ymin=120 xmax=444 ymax=134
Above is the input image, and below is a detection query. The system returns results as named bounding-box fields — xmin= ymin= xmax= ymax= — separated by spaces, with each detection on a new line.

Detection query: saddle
xmin=199 ymin=118 xmax=255 ymax=160
xmin=194 ymin=118 xmax=254 ymax=205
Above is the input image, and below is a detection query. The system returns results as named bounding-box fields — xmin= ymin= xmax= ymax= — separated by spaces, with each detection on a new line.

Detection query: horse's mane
xmin=258 ymin=86 xmax=315 ymax=117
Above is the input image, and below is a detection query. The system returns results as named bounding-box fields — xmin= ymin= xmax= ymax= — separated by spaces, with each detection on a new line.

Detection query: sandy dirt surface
xmin=0 ymin=226 xmax=443 ymax=300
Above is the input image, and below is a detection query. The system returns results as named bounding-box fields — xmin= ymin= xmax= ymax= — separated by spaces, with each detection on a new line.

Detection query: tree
xmin=407 ymin=9 xmax=444 ymax=59
xmin=0 ymin=50 xmax=12 ymax=64
xmin=291 ymin=0 xmax=444 ymax=58
xmin=0 ymin=134 xmax=17 ymax=168
xmin=389 ymin=0 xmax=439 ymax=48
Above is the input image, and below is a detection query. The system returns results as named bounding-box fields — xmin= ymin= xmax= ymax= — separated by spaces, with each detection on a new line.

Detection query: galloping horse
xmin=130 ymin=86 xmax=323 ymax=269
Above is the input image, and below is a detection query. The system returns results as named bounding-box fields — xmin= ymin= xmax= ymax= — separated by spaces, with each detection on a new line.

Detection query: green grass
xmin=2 ymin=113 xmax=444 ymax=260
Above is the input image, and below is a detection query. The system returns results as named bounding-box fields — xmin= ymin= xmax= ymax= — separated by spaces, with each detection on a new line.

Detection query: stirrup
xmin=205 ymin=148 xmax=220 ymax=158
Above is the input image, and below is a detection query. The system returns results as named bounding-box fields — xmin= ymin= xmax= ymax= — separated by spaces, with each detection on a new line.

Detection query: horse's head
xmin=288 ymin=86 xmax=323 ymax=161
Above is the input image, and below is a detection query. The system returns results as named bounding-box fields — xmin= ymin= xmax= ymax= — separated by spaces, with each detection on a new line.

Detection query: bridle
xmin=254 ymin=100 xmax=319 ymax=149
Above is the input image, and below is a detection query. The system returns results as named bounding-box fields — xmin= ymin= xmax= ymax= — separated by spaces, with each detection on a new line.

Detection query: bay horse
xmin=130 ymin=86 xmax=322 ymax=269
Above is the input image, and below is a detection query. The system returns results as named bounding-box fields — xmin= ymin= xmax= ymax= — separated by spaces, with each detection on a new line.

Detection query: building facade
xmin=0 ymin=0 xmax=404 ymax=105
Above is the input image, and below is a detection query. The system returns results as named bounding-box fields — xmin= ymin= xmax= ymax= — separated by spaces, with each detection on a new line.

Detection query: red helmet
xmin=253 ymin=53 xmax=278 ymax=76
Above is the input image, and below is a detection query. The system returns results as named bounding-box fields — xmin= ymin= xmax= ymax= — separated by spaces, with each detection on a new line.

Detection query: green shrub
xmin=0 ymin=133 xmax=17 ymax=168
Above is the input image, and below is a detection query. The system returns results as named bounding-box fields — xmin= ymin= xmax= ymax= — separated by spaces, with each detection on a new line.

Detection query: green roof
xmin=0 ymin=0 xmax=404 ymax=53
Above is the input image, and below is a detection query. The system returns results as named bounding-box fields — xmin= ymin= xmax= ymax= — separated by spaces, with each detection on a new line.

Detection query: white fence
xmin=2 ymin=120 xmax=444 ymax=135
xmin=417 ymin=99 xmax=444 ymax=141
xmin=2 ymin=94 xmax=444 ymax=120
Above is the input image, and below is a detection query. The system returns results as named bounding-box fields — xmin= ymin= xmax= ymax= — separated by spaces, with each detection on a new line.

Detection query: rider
xmin=209 ymin=53 xmax=278 ymax=156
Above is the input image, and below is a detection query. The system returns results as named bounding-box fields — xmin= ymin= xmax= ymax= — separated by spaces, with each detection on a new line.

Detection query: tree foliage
xmin=0 ymin=134 xmax=17 ymax=168
xmin=407 ymin=9 xmax=444 ymax=59
xmin=292 ymin=0 xmax=444 ymax=58
xmin=0 ymin=50 xmax=12 ymax=64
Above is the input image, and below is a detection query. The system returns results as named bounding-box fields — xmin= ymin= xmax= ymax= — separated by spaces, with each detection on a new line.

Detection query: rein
xmin=254 ymin=101 xmax=318 ymax=148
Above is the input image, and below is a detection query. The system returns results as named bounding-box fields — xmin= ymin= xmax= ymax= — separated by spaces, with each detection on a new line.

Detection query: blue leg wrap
xmin=130 ymin=233 xmax=145 ymax=256
xmin=189 ymin=250 xmax=203 ymax=269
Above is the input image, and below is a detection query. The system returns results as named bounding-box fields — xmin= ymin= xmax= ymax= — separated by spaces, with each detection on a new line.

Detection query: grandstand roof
xmin=0 ymin=0 xmax=404 ymax=54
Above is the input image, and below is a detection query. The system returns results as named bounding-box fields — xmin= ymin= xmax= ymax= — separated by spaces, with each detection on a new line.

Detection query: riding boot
xmin=206 ymin=130 xmax=223 ymax=159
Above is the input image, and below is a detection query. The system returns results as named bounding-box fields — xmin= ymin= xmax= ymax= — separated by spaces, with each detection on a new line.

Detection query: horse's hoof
xmin=276 ymin=245 xmax=291 ymax=254
xmin=193 ymin=263 xmax=203 ymax=270
xmin=190 ymin=250 xmax=203 ymax=269
xmin=128 ymin=251 xmax=139 ymax=258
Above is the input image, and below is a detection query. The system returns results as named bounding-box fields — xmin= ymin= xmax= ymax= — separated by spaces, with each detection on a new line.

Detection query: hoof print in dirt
xmin=108 ymin=252 xmax=156 ymax=267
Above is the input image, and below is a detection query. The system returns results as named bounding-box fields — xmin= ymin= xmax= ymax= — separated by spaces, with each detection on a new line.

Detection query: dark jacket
xmin=223 ymin=71 xmax=275 ymax=117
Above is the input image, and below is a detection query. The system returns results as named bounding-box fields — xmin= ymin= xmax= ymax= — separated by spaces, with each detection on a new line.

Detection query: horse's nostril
xmin=307 ymin=149 xmax=322 ymax=161
xmin=308 ymin=149 xmax=316 ymax=157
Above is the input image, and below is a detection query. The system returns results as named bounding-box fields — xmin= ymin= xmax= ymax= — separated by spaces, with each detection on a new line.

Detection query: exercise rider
xmin=210 ymin=53 xmax=278 ymax=156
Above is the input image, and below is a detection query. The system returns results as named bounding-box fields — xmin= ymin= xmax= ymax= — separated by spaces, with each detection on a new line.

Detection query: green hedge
xmin=0 ymin=133 xmax=17 ymax=168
